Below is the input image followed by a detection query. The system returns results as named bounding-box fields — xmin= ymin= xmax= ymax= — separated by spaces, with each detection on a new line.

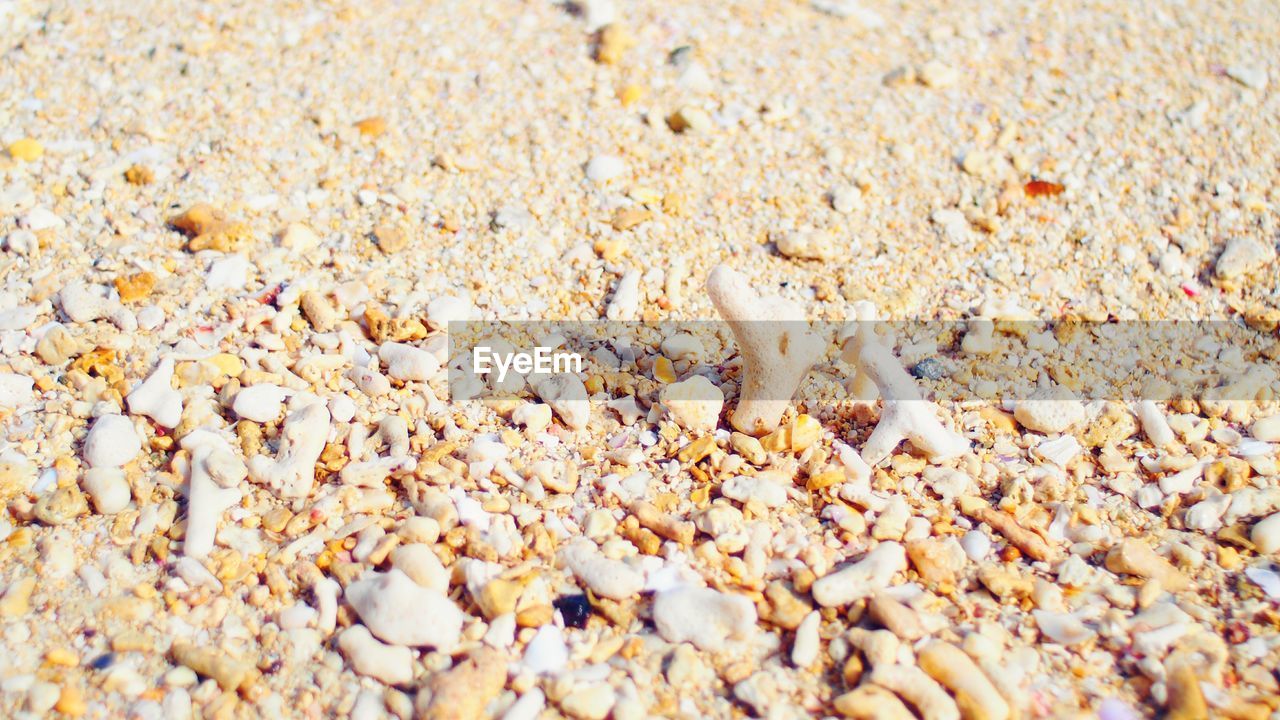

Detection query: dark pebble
xmin=911 ymin=358 xmax=946 ymax=380
xmin=88 ymin=653 xmax=116 ymax=670
xmin=554 ymin=594 xmax=592 ymax=629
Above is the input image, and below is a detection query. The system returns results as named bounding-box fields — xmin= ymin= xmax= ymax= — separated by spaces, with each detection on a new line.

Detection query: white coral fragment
xmin=706 ymin=264 xmax=825 ymax=436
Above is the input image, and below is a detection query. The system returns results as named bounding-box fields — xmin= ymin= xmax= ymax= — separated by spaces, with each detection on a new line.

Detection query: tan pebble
xmin=917 ymin=641 xmax=1009 ymax=720
xmin=300 ymin=291 xmax=338 ymax=332
xmin=595 ymin=24 xmax=631 ymax=65
xmin=764 ymin=581 xmax=812 ymax=630
xmin=867 ymin=593 xmax=925 ymax=641
xmin=34 ymin=485 xmax=88 ymax=526
xmin=833 ymin=685 xmax=915 ymax=720
xmin=611 ymin=206 xmax=653 ymax=231
xmin=667 ymin=105 xmax=713 ymax=133
xmin=373 ymin=224 xmax=409 ymax=254
xmin=420 ymin=648 xmax=509 ymax=720
xmin=1105 ymin=539 xmax=1189 ymax=592
xmin=1165 ymin=663 xmax=1208 ymax=720
xmin=0 ymin=577 xmax=36 ymax=617
xmin=171 ymin=640 xmax=254 ymax=691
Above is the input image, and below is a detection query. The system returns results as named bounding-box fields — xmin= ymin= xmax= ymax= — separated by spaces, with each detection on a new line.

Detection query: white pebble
xmin=346 ymin=569 xmax=463 ymax=649
xmin=1227 ymin=65 xmax=1268 ymax=91
xmin=791 ymin=611 xmax=821 ymax=668
xmin=721 ymin=474 xmax=788 ymax=508
xmin=812 ymin=542 xmax=906 ymax=607
xmin=1250 ymin=414 xmax=1280 ymax=442
xmin=1252 ymin=512 xmax=1280 ymax=555
xmin=653 ymin=586 xmax=757 ymax=651
xmin=379 ymin=341 xmax=441 ymax=382
xmin=522 ymin=624 xmax=568 ymax=675
xmin=84 ymin=414 xmax=141 ymax=468
xmin=232 ymin=384 xmax=288 ymax=422
xmin=127 ymin=357 xmax=183 ymax=427
xmin=659 ymin=375 xmax=724 ymax=433
xmin=561 ymin=543 xmax=645 ymax=600
xmin=338 ymin=625 xmax=414 ymax=685
xmin=0 ymin=373 xmax=34 ymax=408
xmin=59 ymin=282 xmax=117 ymax=324
xmin=586 ymin=155 xmax=626 ymax=183
xmin=83 ymin=467 xmax=131 ymax=514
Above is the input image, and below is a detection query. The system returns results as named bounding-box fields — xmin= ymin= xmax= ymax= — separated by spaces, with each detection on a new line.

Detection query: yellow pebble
xmin=8 ymin=137 xmax=43 ymax=162
xmin=55 ymin=685 xmax=87 ymax=717
xmin=653 ymin=356 xmax=676 ymax=384
xmin=618 ymin=84 xmax=644 ymax=108
xmin=133 ymin=583 xmax=158 ymax=599
xmin=209 ymin=353 xmax=244 ymax=378
xmin=45 ymin=648 xmax=79 ymax=667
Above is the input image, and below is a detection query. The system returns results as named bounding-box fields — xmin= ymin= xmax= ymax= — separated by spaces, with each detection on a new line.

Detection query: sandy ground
xmin=1 ymin=0 xmax=1279 ymax=718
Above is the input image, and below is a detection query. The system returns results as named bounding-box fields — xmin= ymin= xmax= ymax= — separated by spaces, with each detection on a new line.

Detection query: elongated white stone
xmin=652 ymin=586 xmax=757 ymax=651
xmin=812 ymin=542 xmax=906 ymax=607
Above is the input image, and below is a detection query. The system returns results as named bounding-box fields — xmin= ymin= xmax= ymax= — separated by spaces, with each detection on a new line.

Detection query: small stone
xmin=1251 ymin=414 xmax=1280 ymax=442
xmin=26 ymin=681 xmax=59 ymax=713
xmin=170 ymin=640 xmax=254 ymax=691
xmin=1104 ymin=539 xmax=1189 ymax=591
xmin=910 ymin=358 xmax=946 ymax=380
xmin=659 ymin=375 xmax=723 ymax=433
xmin=54 ymin=684 xmax=87 ymax=717
xmin=1226 ymin=65 xmax=1268 ymax=91
xmin=560 ymin=683 xmax=615 ymax=720
xmin=775 ymin=230 xmax=836 ymax=261
xmin=764 ymin=582 xmax=812 ymax=630
xmin=0 ymin=577 xmax=36 ymax=617
xmin=84 ymin=414 xmax=142 ymax=468
xmin=1251 ymin=512 xmax=1280 ymax=555
xmin=919 ymin=60 xmax=959 ymax=88
xmin=114 ymin=272 xmax=156 ymax=303
xmin=554 ymin=595 xmax=592 ymax=629
xmin=346 ymin=569 xmax=463 ymax=649
xmin=831 ymin=186 xmax=860 ymax=214
xmin=124 ymin=164 xmax=154 ymax=185
xmin=34 ymin=485 xmax=89 ymax=526
xmin=721 ymin=474 xmax=788 ymax=508
xmin=280 ymin=222 xmax=320 ymax=251
xmin=595 ymin=24 xmax=631 ymax=65
xmin=667 ymin=106 xmax=713 ymax=133
xmin=232 ymin=384 xmax=288 ymax=423
xmin=421 ymin=648 xmax=509 ymax=720
xmin=533 ymin=374 xmax=590 ymax=430
xmin=1014 ymin=388 xmax=1085 ymax=433
xmin=354 ymin=116 xmax=387 ymax=137
xmin=373 ymin=224 xmax=409 ymax=254
xmin=585 ymin=155 xmax=626 ymax=183
xmin=610 ymin=207 xmax=652 ymax=231
xmin=83 ymin=468 xmax=131 ymax=514
xmin=8 ymin=137 xmax=43 ymax=162
xmin=379 ymin=342 xmax=440 ymax=382
xmin=653 ymin=586 xmax=757 ymax=651
xmin=338 ymin=625 xmax=413 ymax=685
xmin=0 ymin=373 xmax=35 ymax=408
xmin=1214 ymin=236 xmax=1276 ymax=285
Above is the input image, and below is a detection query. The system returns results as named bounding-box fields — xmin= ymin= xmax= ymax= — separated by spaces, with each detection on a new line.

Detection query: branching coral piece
xmin=706 ymin=264 xmax=826 ymax=436
xmin=842 ymin=308 xmax=967 ymax=466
